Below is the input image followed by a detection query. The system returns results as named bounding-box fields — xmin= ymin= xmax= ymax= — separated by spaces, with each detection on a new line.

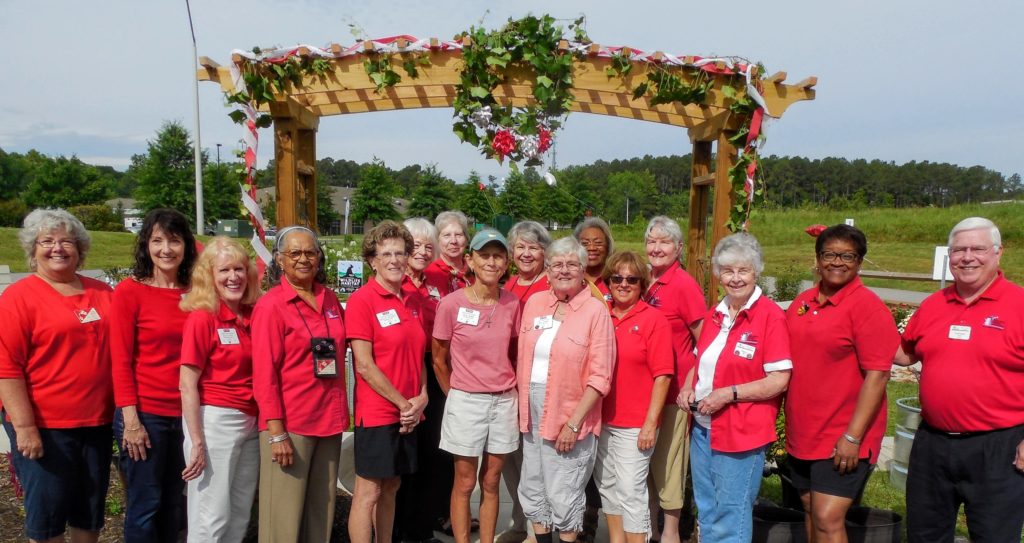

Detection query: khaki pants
xmin=648 ymin=407 xmax=690 ymax=510
xmin=258 ymin=432 xmax=342 ymax=543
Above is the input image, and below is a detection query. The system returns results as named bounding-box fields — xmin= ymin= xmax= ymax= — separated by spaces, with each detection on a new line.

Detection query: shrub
xmin=0 ymin=199 xmax=28 ymax=227
xmin=68 ymin=204 xmax=124 ymax=232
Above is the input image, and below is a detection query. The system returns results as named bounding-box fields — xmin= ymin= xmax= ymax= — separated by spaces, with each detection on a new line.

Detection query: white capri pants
xmin=182 ymin=405 xmax=260 ymax=542
xmin=594 ymin=425 xmax=655 ymax=534
xmin=518 ymin=382 xmax=597 ymax=533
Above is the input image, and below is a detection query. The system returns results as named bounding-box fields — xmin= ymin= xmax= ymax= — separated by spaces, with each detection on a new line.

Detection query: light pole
xmin=216 ymin=143 xmax=221 ymax=167
xmin=185 ymin=0 xmax=204 ymax=233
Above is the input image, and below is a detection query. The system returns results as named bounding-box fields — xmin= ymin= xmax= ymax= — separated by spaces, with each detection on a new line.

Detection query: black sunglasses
xmin=608 ymin=275 xmax=641 ymax=285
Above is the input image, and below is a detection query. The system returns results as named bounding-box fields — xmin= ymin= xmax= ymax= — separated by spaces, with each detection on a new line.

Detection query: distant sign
xmin=337 ymin=261 xmax=364 ymax=293
xmin=932 ymin=247 xmax=954 ymax=281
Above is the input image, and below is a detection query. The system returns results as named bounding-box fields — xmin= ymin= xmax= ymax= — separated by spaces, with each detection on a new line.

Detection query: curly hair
xmin=131 ymin=208 xmax=198 ymax=286
xmin=362 ymin=220 xmax=414 ymax=270
xmin=180 ymin=237 xmax=262 ymax=313
xmin=18 ymin=208 xmax=91 ymax=271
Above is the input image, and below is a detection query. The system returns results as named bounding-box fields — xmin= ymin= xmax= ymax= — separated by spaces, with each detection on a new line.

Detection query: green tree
xmin=351 ymin=160 xmax=399 ymax=224
xmin=457 ymin=172 xmax=497 ymax=225
xmin=203 ymin=161 xmax=243 ymax=223
xmin=133 ymin=121 xmax=204 ymax=224
xmin=316 ymin=181 xmax=340 ymax=233
xmin=532 ymin=178 xmax=577 ymax=228
xmin=23 ymin=155 xmax=112 ymax=208
xmin=602 ymin=170 xmax=659 ymax=225
xmin=499 ymin=170 xmax=534 ymax=219
xmin=407 ymin=165 xmax=454 ymax=219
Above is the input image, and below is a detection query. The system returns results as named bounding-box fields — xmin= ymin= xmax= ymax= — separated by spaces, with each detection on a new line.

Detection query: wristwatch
xmin=566 ymin=421 xmax=580 ymax=433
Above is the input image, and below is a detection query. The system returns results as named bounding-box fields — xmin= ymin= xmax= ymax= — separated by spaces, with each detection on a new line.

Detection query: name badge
xmin=457 ymin=307 xmax=480 ymax=326
xmin=948 ymin=325 xmax=971 ymax=341
xmin=376 ymin=309 xmax=401 ymax=328
xmin=533 ymin=315 xmax=554 ymax=330
xmin=217 ymin=328 xmax=240 ymax=345
xmin=427 ymin=286 xmax=441 ymax=300
xmin=76 ymin=308 xmax=101 ymax=324
xmin=734 ymin=342 xmax=756 ymax=359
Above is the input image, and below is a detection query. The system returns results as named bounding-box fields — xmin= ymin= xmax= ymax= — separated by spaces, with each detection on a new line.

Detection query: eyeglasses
xmin=579 ymin=240 xmax=606 ymax=249
xmin=36 ymin=239 xmax=76 ymax=250
xmin=719 ymin=267 xmax=755 ymax=280
xmin=548 ymin=261 xmax=582 ymax=272
xmin=609 ymin=275 xmax=640 ymax=285
xmin=818 ymin=251 xmax=859 ymax=263
xmin=949 ymin=245 xmax=993 ymax=258
xmin=375 ymin=251 xmax=408 ymax=261
xmin=413 ymin=242 xmax=434 ymax=254
xmin=282 ymin=250 xmax=319 ymax=261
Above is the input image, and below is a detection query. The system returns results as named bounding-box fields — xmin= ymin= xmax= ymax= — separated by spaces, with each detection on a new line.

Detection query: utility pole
xmin=216 ymin=143 xmax=221 ymax=166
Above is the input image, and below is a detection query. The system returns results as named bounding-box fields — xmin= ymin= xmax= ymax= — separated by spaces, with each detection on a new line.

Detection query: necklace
xmin=468 ymin=285 xmax=499 ymax=327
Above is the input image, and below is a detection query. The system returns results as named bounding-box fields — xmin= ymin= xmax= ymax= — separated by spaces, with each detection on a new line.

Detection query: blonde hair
xmin=180 ymin=237 xmax=262 ymax=313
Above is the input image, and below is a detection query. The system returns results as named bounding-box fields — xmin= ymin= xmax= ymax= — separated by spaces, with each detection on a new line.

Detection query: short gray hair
xmin=508 ymin=220 xmax=551 ymax=249
xmin=712 ymin=232 xmax=764 ymax=277
xmin=645 ymin=216 xmax=684 ymax=246
xmin=19 ymin=208 xmax=91 ymax=271
xmin=435 ymin=210 xmax=469 ymax=238
xmin=948 ymin=217 xmax=1001 ymax=248
xmin=546 ymin=236 xmax=587 ymax=266
xmin=573 ymin=217 xmax=614 ymax=254
xmin=404 ymin=217 xmax=439 ymax=258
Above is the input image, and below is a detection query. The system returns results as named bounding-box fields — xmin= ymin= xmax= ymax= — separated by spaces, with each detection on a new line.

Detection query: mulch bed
xmin=0 ymin=454 xmax=353 ymax=543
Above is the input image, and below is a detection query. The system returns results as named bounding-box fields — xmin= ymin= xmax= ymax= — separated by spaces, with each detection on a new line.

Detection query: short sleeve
xmin=851 ymin=295 xmax=899 ymax=371
xmin=0 ymin=290 xmax=30 ymax=378
xmin=344 ymin=290 xmax=375 ymax=342
xmin=432 ymin=295 xmax=455 ymax=341
xmin=180 ymin=310 xmax=215 ymax=369
xmin=646 ymin=314 xmax=675 ymax=377
xmin=762 ymin=310 xmax=792 ymax=372
xmin=679 ymin=272 xmax=707 ymax=327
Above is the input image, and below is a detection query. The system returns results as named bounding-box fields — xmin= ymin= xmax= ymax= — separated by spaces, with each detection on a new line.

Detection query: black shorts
xmin=786 ymin=455 xmax=872 ymax=499
xmin=354 ymin=423 xmax=418 ymax=479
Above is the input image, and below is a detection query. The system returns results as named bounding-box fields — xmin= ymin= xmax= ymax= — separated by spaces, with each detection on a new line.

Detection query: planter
xmin=889 ymin=461 xmax=908 ymax=492
xmin=845 ymin=506 xmax=902 ymax=542
xmin=894 ymin=397 xmax=921 ymax=431
xmin=893 ymin=426 xmax=916 ymax=466
xmin=753 ymin=504 xmax=808 ymax=543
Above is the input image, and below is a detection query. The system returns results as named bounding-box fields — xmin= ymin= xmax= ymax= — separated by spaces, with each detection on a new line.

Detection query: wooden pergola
xmin=198 ymin=38 xmax=815 ymax=300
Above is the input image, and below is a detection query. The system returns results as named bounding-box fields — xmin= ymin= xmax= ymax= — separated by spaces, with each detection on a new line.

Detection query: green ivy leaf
xmin=469 ymin=86 xmax=490 ymax=98
xmin=255 ymin=114 xmax=273 ymax=129
xmin=228 ymin=110 xmax=247 ymax=124
xmin=536 ymin=75 xmax=553 ymax=88
xmin=632 ymin=82 xmax=649 ymax=100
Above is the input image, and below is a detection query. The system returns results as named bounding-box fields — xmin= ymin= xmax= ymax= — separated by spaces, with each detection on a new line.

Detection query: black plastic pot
xmin=845 ymin=506 xmax=902 ymax=543
xmin=753 ymin=504 xmax=808 ymax=543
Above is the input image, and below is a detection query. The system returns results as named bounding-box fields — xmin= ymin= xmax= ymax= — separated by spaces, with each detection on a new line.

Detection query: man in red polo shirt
xmin=897 ymin=217 xmax=1024 ymax=542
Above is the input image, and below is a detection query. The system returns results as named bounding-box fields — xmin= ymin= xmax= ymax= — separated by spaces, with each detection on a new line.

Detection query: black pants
xmin=393 ymin=353 xmax=455 ymax=541
xmin=907 ymin=421 xmax=1024 ymax=542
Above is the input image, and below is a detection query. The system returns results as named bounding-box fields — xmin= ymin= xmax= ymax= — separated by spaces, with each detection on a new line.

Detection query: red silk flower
xmin=537 ymin=127 xmax=552 ymax=153
xmin=491 ymin=129 xmax=516 ymax=158
xmin=805 ymin=224 xmax=827 ymax=237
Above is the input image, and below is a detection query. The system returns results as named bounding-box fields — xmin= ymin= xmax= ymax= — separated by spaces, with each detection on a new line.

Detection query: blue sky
xmin=1 ymin=0 xmax=1020 ymax=183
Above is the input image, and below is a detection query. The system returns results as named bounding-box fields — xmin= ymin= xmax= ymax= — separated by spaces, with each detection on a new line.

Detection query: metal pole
xmin=216 ymin=143 xmax=221 ymax=166
xmin=625 ymin=197 xmax=630 ymax=225
xmin=186 ymin=0 xmax=204 ymax=233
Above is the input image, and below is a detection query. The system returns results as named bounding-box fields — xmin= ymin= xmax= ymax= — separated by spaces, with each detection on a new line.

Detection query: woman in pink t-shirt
xmin=433 ymin=229 xmax=522 ymax=543
xmin=178 ymin=237 xmax=262 ymax=542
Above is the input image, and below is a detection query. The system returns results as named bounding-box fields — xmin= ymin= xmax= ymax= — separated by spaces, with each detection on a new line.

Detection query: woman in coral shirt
xmin=516 ymin=237 xmax=615 ymax=543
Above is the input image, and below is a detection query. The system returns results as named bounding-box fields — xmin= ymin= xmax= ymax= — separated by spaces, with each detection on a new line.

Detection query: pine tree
xmin=499 ymin=170 xmax=534 ymax=219
xmin=407 ymin=165 xmax=454 ymax=219
xmin=456 ymin=172 xmax=497 ymax=226
xmin=351 ymin=160 xmax=399 ymax=224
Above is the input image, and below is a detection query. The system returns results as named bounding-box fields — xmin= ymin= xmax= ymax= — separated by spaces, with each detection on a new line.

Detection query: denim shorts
xmin=3 ymin=421 xmax=112 ymax=540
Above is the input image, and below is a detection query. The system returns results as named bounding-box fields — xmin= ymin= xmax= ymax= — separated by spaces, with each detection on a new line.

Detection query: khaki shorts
xmin=648 ymin=406 xmax=690 ymax=510
xmin=439 ymin=388 xmax=519 ymax=457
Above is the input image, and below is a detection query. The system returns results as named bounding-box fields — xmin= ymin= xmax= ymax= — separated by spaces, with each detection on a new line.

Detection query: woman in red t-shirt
xmin=574 ymin=217 xmax=614 ymax=303
xmin=596 ymin=251 xmax=673 ymax=543
xmin=678 ymin=233 xmax=792 ymax=543
xmin=423 ymin=210 xmax=472 ymax=296
xmin=110 ymin=208 xmax=198 ymax=543
xmin=178 ymin=237 xmax=262 ymax=542
xmin=0 ymin=208 xmax=113 ymax=542
xmin=784 ymin=224 xmax=897 ymax=542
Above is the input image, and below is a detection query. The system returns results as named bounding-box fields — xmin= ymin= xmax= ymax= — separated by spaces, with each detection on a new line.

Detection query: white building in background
xmin=106 ymin=198 xmax=143 ymax=233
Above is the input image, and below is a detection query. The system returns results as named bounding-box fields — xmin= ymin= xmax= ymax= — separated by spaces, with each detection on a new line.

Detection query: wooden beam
xmin=692 ymin=172 xmax=716 ymax=186
xmin=687 ymin=140 xmax=713 ymax=301
xmin=268 ymin=97 xmax=321 ymax=131
xmin=794 ymin=76 xmax=818 ymax=89
xmin=766 ymin=71 xmax=787 ymax=84
xmin=708 ymin=131 xmax=738 ymax=306
xmin=199 ymin=56 xmax=220 ymax=69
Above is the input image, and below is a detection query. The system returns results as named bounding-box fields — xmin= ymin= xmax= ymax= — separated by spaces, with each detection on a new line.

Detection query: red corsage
xmin=491 ymin=129 xmax=516 ymax=159
xmin=805 ymin=224 xmax=827 ymax=237
xmin=537 ymin=127 xmax=552 ymax=153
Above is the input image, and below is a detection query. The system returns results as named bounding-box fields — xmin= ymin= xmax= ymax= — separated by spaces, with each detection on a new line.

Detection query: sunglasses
xmin=608 ymin=275 xmax=640 ymax=285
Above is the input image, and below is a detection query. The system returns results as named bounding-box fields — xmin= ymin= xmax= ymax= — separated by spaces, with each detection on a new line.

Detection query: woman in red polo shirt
xmin=252 ymin=226 xmax=348 ymax=543
xmin=110 ymin=208 xmax=198 ymax=543
xmin=424 ymin=210 xmax=472 ymax=296
xmin=785 ymin=224 xmax=897 ymax=542
xmin=574 ymin=216 xmax=613 ymax=303
xmin=596 ymin=251 xmax=673 ymax=543
xmin=0 ymin=209 xmax=113 ymax=543
xmin=678 ymin=232 xmax=791 ymax=543
xmin=178 ymin=237 xmax=262 ymax=542
xmin=346 ymin=221 xmax=428 ymax=543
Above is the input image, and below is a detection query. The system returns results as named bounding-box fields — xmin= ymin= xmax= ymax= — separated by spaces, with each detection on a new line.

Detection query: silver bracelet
xmin=268 ymin=433 xmax=290 ymax=444
xmin=842 ymin=433 xmax=861 ymax=445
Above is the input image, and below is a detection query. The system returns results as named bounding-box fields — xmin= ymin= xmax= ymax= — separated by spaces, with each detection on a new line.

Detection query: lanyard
xmin=292 ymin=298 xmax=332 ymax=339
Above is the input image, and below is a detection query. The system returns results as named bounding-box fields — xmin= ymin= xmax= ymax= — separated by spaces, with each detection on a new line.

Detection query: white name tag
xmin=734 ymin=342 xmax=756 ymax=359
xmin=77 ymin=308 xmax=101 ymax=324
xmin=533 ymin=315 xmax=554 ymax=330
xmin=948 ymin=325 xmax=972 ymax=341
xmin=217 ymin=328 xmax=240 ymax=345
xmin=376 ymin=309 xmax=401 ymax=327
xmin=427 ymin=286 xmax=441 ymax=300
xmin=457 ymin=307 xmax=481 ymax=326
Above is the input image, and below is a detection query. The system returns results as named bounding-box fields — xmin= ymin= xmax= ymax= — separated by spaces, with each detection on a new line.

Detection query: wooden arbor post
xmin=269 ymin=99 xmax=320 ymax=230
